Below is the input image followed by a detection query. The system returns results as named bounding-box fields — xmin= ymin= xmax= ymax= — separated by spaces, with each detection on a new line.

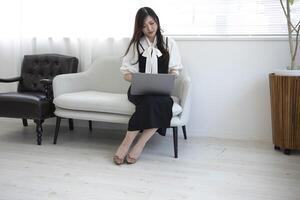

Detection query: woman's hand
xmin=169 ymin=69 xmax=178 ymax=77
xmin=124 ymin=73 xmax=133 ymax=82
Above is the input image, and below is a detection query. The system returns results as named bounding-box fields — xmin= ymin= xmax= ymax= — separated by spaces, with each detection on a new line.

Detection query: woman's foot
xmin=125 ymin=154 xmax=137 ymax=164
xmin=113 ymin=155 xmax=125 ymax=165
xmin=113 ymin=142 xmax=132 ymax=165
xmin=113 ymin=131 xmax=139 ymax=165
xmin=126 ymin=143 xmax=146 ymax=164
xmin=125 ymin=128 xmax=157 ymax=164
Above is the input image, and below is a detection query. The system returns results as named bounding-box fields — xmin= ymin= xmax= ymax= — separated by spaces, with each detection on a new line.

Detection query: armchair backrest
xmin=18 ymin=54 xmax=78 ymax=92
xmin=86 ymin=56 xmax=130 ymax=93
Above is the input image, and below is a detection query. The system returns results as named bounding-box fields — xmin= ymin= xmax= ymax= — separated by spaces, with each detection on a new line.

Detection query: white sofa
xmin=52 ymin=56 xmax=191 ymax=157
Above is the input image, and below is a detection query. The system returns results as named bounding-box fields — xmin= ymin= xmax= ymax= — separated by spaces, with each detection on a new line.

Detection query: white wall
xmin=1 ymin=37 xmax=299 ymax=142
xmin=176 ymin=37 xmax=299 ymax=141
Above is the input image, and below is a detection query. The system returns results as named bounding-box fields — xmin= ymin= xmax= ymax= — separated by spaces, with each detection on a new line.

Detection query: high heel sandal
xmin=113 ymin=155 xmax=125 ymax=165
xmin=125 ymin=154 xmax=137 ymax=164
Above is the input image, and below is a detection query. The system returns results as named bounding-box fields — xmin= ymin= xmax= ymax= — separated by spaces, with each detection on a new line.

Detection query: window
xmin=0 ymin=0 xmax=299 ymax=37
xmin=141 ymin=0 xmax=300 ymax=35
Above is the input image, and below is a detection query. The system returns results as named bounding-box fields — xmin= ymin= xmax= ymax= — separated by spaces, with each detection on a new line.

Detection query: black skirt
xmin=127 ymin=86 xmax=174 ymax=136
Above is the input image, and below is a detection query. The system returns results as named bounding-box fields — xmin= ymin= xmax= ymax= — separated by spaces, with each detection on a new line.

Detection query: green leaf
xmin=289 ymin=0 xmax=295 ymax=5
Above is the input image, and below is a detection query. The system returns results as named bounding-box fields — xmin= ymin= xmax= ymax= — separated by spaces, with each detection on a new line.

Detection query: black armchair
xmin=0 ymin=54 xmax=78 ymax=145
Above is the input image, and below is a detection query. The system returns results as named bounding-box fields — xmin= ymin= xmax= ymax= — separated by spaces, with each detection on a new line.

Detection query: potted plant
xmin=269 ymin=0 xmax=300 ymax=155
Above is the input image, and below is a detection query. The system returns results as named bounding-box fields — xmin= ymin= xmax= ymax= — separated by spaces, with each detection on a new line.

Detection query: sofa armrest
xmin=177 ymin=74 xmax=192 ymax=125
xmin=0 ymin=76 xmax=22 ymax=83
xmin=40 ymin=78 xmax=53 ymax=101
xmin=53 ymin=71 xmax=91 ymax=98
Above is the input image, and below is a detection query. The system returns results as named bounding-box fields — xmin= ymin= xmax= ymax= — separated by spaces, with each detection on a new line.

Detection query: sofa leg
xmin=172 ymin=127 xmax=178 ymax=158
xmin=68 ymin=119 xmax=74 ymax=130
xmin=54 ymin=117 xmax=61 ymax=144
xmin=34 ymin=120 xmax=43 ymax=145
xmin=89 ymin=120 xmax=92 ymax=131
xmin=182 ymin=125 xmax=187 ymax=140
xmin=22 ymin=118 xmax=28 ymax=127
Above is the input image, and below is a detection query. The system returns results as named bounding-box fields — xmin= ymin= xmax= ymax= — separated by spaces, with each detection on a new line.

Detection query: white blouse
xmin=120 ymin=36 xmax=183 ymax=76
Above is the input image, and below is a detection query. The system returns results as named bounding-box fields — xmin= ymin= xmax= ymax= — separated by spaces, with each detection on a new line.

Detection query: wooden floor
xmin=0 ymin=120 xmax=299 ymax=200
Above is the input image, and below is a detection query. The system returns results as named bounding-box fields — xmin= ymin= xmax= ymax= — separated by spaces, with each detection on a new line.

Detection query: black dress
xmin=127 ymin=39 xmax=173 ymax=136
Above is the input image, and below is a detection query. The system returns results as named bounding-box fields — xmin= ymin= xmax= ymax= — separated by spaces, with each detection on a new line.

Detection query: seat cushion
xmin=54 ymin=91 xmax=182 ymax=116
xmin=0 ymin=92 xmax=54 ymax=118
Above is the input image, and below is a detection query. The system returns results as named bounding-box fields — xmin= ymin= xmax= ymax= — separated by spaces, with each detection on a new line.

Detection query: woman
xmin=114 ymin=7 xmax=182 ymax=165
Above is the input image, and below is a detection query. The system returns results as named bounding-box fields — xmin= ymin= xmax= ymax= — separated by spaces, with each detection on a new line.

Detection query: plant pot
xmin=269 ymin=73 xmax=300 ymax=155
xmin=274 ymin=69 xmax=300 ymax=76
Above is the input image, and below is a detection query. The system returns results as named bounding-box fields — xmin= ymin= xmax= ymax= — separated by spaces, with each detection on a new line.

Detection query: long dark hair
xmin=124 ymin=7 xmax=169 ymax=64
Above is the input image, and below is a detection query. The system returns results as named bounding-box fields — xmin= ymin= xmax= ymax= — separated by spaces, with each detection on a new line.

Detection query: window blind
xmin=141 ymin=0 xmax=300 ymax=35
xmin=1 ymin=0 xmax=299 ymax=37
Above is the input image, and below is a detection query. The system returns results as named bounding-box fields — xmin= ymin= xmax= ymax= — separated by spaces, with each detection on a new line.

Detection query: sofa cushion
xmin=54 ymin=91 xmax=182 ymax=116
xmin=0 ymin=92 xmax=54 ymax=118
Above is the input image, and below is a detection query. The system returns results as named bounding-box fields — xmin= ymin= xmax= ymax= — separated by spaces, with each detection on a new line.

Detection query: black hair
xmin=124 ymin=7 xmax=169 ymax=64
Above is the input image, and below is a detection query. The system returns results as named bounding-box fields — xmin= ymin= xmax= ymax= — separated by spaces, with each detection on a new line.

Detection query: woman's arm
xmin=168 ymin=38 xmax=182 ymax=77
xmin=120 ymin=44 xmax=139 ymax=80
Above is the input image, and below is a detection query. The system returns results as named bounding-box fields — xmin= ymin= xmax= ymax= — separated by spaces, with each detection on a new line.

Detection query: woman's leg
xmin=127 ymin=128 xmax=158 ymax=163
xmin=114 ymin=130 xmax=139 ymax=164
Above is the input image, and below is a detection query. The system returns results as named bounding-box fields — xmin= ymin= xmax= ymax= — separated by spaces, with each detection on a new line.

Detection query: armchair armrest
xmin=40 ymin=78 xmax=53 ymax=101
xmin=0 ymin=76 xmax=22 ymax=83
xmin=177 ymin=74 xmax=192 ymax=125
xmin=53 ymin=71 xmax=91 ymax=98
xmin=40 ymin=78 xmax=52 ymax=85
